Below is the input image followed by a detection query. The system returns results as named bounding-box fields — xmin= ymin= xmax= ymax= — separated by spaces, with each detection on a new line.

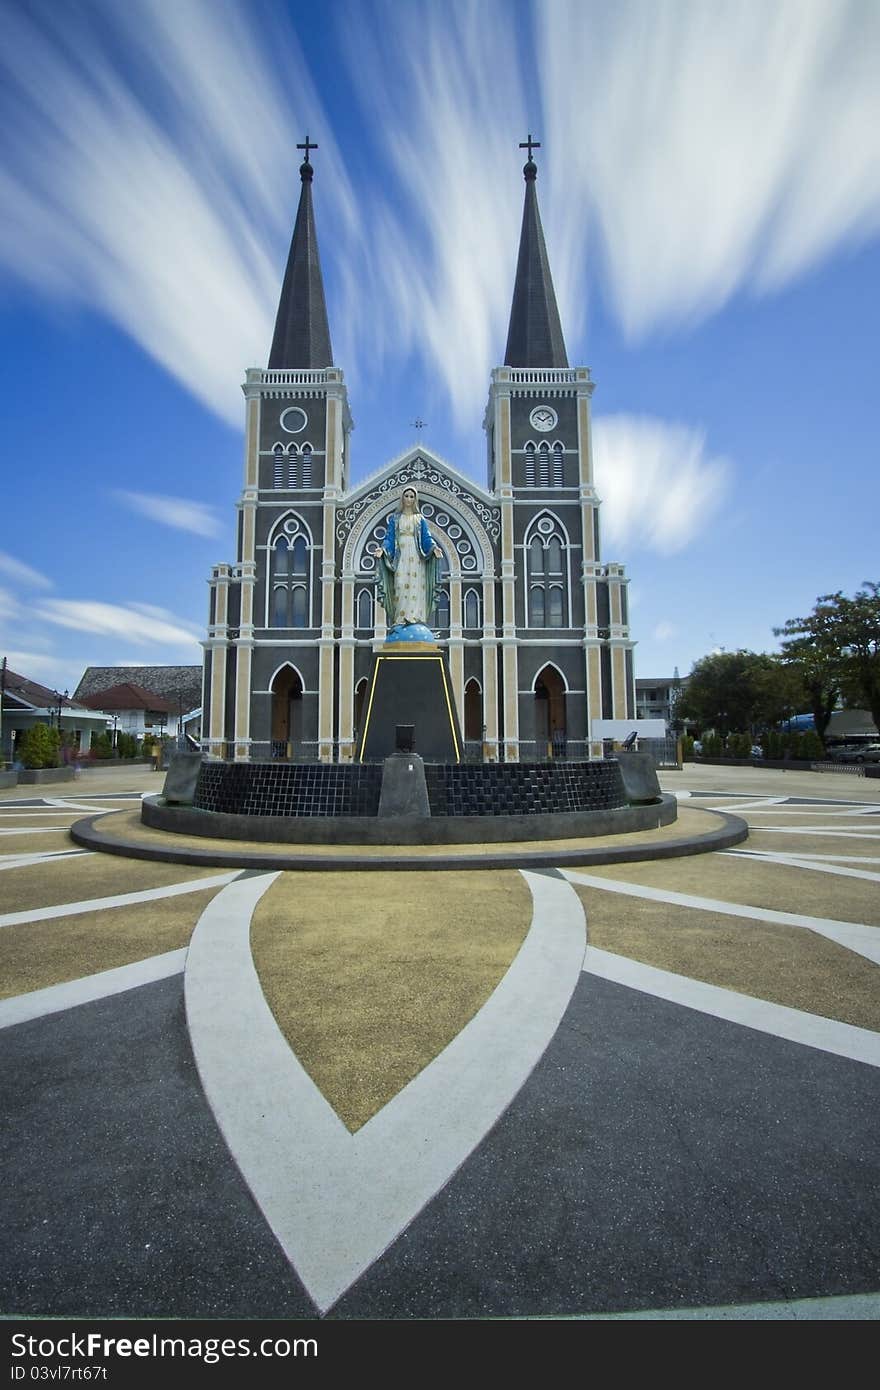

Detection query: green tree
xmin=677 ymin=651 xmax=792 ymax=737
xmin=776 ymin=582 xmax=880 ymax=738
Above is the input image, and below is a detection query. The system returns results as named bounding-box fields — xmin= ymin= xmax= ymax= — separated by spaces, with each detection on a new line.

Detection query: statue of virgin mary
xmin=373 ymin=487 xmax=443 ymax=638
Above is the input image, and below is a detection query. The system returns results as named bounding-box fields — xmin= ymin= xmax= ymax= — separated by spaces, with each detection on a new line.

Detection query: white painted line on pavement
xmin=564 ymin=869 xmax=880 ymax=967
xmin=0 ymin=872 xmax=238 ymax=929
xmin=0 ymin=950 xmax=187 ymax=1029
xmin=583 ymin=947 xmax=880 ymax=1069
xmin=185 ymin=867 xmax=586 ymax=1314
xmin=723 ymin=850 xmax=880 ymax=884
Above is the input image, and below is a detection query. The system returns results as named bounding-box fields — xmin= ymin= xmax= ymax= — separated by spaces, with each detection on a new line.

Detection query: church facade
xmin=202 ymin=145 xmax=635 ymax=764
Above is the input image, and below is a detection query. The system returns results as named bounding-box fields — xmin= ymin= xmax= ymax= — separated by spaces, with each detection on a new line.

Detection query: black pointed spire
xmin=503 ymin=141 xmax=568 ymax=369
xmin=269 ymin=140 xmax=333 ymax=369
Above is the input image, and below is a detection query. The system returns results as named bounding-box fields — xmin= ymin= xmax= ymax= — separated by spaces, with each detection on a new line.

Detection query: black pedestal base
xmin=358 ymin=646 xmax=462 ymax=763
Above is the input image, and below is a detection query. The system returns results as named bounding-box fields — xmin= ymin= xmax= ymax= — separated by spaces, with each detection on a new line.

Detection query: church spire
xmin=503 ymin=137 xmax=568 ymax=369
xmin=268 ymin=138 xmax=333 ymax=369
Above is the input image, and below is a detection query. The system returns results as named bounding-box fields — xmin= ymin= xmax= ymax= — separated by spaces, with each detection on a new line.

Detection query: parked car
xmin=828 ymin=743 xmax=880 ymax=763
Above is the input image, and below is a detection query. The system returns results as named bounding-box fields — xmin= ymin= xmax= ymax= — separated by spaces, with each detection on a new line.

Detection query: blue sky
xmin=1 ymin=0 xmax=878 ymax=697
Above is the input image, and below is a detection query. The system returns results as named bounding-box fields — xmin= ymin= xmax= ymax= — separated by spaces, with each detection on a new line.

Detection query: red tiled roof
xmin=77 ymin=683 xmax=174 ymax=713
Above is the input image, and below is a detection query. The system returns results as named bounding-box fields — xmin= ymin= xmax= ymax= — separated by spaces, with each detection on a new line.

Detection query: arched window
xmin=268 ymin=518 xmax=312 ymax=628
xmin=525 ymin=441 xmax=536 ymax=487
xmin=356 ymin=587 xmax=373 ymax=630
xmin=300 ymin=444 xmax=313 ymax=487
xmin=553 ymin=441 xmax=564 ymax=488
xmin=434 ymin=589 xmax=450 ymax=630
xmin=291 ymin=536 xmax=307 ymax=575
xmin=525 ymin=517 xmax=569 ymax=629
xmin=272 ymin=537 xmax=289 ymax=578
xmin=538 ymin=442 xmax=551 ymax=487
xmin=273 ymin=445 xmax=285 ymax=489
xmin=287 ymin=445 xmax=299 ymax=489
xmin=464 ymin=587 xmax=481 ymax=629
xmin=529 ymin=585 xmax=546 ymax=627
xmin=291 ymin=585 xmax=308 ymax=628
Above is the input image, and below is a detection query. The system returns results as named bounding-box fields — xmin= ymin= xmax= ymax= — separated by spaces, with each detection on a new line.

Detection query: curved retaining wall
xmin=143 ymin=791 xmax=677 ymax=846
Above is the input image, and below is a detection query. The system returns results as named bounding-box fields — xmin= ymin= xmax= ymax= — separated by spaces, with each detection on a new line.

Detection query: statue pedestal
xmin=357 ymin=643 xmax=462 ymax=763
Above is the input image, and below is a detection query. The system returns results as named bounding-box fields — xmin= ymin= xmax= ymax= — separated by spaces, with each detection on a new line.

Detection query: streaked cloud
xmin=593 ymin=415 xmax=730 ymax=555
xmin=35 ymin=599 xmax=203 ymax=650
xmin=0 ymin=0 xmax=355 ymax=429
xmin=653 ymin=622 xmax=677 ymax=642
xmin=0 ymin=0 xmax=877 ymax=440
xmin=537 ymin=0 xmax=880 ymax=337
xmin=114 ymin=490 xmax=222 ymax=538
xmin=0 ymin=551 xmax=53 ymax=591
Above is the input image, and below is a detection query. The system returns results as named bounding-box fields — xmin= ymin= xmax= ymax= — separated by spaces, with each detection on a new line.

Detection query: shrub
xmin=681 ymin=734 xmax=695 ymax=761
xmin=116 ymin=732 xmax=137 ymax=759
xmin=91 ymin=731 xmax=113 ymax=760
xmin=18 ymin=723 xmax=55 ymax=769
xmin=727 ymin=732 xmax=752 ymax=758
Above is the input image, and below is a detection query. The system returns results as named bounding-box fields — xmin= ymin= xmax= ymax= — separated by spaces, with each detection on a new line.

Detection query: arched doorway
xmin=353 ymin=677 xmax=369 ymax=747
xmin=534 ymin=665 xmax=567 ymax=759
xmin=464 ymin=678 xmax=483 ymax=745
xmin=271 ymin=665 xmax=303 ymax=760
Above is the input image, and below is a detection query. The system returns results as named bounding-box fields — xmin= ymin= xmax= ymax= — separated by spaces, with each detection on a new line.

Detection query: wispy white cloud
xmin=114 ymin=490 xmax=222 ymax=538
xmin=34 ymin=599 xmax=203 ymax=651
xmin=338 ymin=1 xmax=528 ymax=428
xmin=653 ymin=621 xmax=677 ymax=642
xmin=0 ymin=0 xmax=355 ymax=429
xmin=537 ymin=0 xmax=880 ymax=337
xmin=593 ymin=415 xmax=729 ymax=555
xmin=0 ymin=551 xmax=53 ymax=591
xmin=0 ymin=0 xmax=876 ymax=441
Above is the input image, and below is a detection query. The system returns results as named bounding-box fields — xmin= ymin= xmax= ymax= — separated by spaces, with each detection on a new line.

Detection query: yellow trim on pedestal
xmin=358 ymin=654 xmax=461 ymax=763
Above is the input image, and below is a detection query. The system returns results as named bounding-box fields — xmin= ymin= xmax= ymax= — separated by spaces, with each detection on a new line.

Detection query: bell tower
xmin=485 ymin=138 xmax=635 ymax=760
xmin=202 ymin=140 xmax=352 ymax=763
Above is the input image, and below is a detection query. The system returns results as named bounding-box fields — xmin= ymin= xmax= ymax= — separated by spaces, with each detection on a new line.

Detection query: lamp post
xmin=53 ymin=689 xmax=68 ymax=733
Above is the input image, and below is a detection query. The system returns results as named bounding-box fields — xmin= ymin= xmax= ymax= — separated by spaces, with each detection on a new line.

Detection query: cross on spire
xmin=297 ymin=134 xmax=318 ymax=162
xmin=519 ymin=133 xmax=541 ymax=161
xmin=411 ymin=417 xmax=427 ymax=433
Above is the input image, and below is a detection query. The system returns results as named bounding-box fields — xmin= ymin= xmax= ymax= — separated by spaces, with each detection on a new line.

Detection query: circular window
xmin=283 ymin=518 xmax=300 ymax=535
xmin=280 ymin=406 xmax=308 ymax=433
xmin=361 ymin=554 xmax=375 ymax=571
xmin=461 ymin=554 xmax=477 ymax=570
xmin=436 ymin=512 xmax=450 ymax=527
xmin=537 ymin=517 xmax=555 ymax=535
xmin=372 ymin=525 xmax=387 ymax=540
xmin=420 ymin=502 xmax=434 ymax=517
xmin=447 ymin=524 xmax=462 ymax=539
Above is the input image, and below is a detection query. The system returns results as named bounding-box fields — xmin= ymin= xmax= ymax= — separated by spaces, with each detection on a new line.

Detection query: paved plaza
xmin=1 ymin=762 xmax=878 ymax=1320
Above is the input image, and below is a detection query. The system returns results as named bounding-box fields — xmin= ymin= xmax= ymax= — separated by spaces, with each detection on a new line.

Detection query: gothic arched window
xmin=273 ymin=445 xmax=285 ymax=489
xmin=300 ymin=444 xmax=313 ymax=487
xmin=464 ymin=587 xmax=481 ymax=629
xmin=525 ymin=517 xmax=569 ymax=629
xmin=538 ymin=442 xmax=551 ymax=487
xmin=287 ymin=445 xmax=299 ymax=489
xmin=525 ymin=441 xmax=536 ymax=487
xmin=268 ymin=519 xmax=312 ymax=628
xmin=552 ymin=441 xmax=564 ymax=488
xmin=356 ymin=587 xmax=373 ymax=630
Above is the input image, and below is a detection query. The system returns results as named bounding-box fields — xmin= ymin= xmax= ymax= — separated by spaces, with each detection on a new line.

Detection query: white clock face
xmin=529 ymin=405 xmax=557 ymax=432
xmin=280 ymin=406 xmax=308 ymax=433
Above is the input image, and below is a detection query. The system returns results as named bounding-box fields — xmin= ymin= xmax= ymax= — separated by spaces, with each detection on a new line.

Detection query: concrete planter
xmin=16 ymin=766 xmax=77 ymax=785
xmin=0 ymin=770 xmax=18 ymax=789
